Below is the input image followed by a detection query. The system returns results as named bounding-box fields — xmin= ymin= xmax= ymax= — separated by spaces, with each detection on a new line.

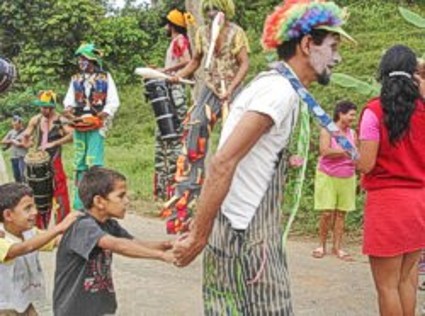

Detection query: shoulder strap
xmin=274 ymin=62 xmax=358 ymax=160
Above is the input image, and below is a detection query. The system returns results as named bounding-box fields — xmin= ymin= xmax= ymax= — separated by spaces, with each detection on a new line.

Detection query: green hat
xmin=75 ymin=43 xmax=103 ymax=67
xmin=32 ymin=90 xmax=57 ymax=108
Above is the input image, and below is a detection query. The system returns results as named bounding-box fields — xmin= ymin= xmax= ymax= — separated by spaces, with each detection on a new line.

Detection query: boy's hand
xmin=0 ymin=230 xmax=4 ymax=238
xmin=55 ymin=212 xmax=83 ymax=234
xmin=160 ymin=240 xmax=174 ymax=251
xmin=161 ymin=250 xmax=175 ymax=264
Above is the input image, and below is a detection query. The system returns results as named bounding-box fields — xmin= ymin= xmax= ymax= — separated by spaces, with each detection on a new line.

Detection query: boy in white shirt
xmin=0 ymin=183 xmax=79 ymax=315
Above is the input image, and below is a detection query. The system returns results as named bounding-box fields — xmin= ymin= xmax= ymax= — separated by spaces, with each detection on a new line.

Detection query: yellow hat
xmin=166 ymin=9 xmax=196 ymax=29
xmin=32 ymin=90 xmax=57 ymax=108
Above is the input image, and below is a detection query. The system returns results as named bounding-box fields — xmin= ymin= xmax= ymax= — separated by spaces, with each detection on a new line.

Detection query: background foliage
xmin=1 ymin=0 xmax=425 ymax=234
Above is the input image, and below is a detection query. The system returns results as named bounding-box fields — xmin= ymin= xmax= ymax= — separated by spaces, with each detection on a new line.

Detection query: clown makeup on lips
xmin=308 ymin=34 xmax=342 ymax=86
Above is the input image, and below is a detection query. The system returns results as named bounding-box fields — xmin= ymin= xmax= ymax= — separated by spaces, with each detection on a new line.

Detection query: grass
xmin=2 ymin=0 xmax=425 ymax=235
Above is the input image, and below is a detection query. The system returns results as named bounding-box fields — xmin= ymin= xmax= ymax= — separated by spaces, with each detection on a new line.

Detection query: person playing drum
xmin=152 ymin=8 xmax=193 ymax=201
xmin=23 ymin=90 xmax=73 ymax=229
xmin=63 ymin=43 xmax=120 ymax=210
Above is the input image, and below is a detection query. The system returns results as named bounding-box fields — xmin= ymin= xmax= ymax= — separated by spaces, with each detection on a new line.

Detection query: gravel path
xmin=36 ymin=213 xmax=425 ymax=315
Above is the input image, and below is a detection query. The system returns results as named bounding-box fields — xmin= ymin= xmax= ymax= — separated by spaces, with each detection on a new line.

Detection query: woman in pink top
xmin=312 ymin=101 xmax=357 ymax=261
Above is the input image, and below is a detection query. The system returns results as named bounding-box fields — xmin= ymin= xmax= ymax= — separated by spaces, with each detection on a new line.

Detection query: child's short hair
xmin=79 ymin=167 xmax=126 ymax=209
xmin=0 ymin=183 xmax=33 ymax=222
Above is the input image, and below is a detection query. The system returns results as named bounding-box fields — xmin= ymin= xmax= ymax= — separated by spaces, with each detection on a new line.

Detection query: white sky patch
xmin=112 ymin=0 xmax=150 ymax=9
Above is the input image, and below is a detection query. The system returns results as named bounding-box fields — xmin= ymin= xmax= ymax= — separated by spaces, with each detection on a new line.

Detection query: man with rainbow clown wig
xmin=172 ymin=1 xmax=357 ymax=315
xmin=163 ymin=0 xmax=250 ymax=234
xmin=63 ymin=44 xmax=120 ymax=211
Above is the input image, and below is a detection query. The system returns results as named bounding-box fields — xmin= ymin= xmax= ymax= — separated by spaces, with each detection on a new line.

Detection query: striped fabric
xmin=203 ymin=152 xmax=293 ymax=315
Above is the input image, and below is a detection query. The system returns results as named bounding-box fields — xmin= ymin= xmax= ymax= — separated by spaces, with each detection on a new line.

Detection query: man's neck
xmin=43 ymin=112 xmax=56 ymax=122
xmin=171 ymin=31 xmax=179 ymax=40
xmin=286 ymin=58 xmax=315 ymax=88
xmin=3 ymin=223 xmax=24 ymax=239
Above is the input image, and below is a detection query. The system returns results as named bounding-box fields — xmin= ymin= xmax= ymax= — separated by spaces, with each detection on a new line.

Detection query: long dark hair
xmin=378 ymin=45 xmax=419 ymax=144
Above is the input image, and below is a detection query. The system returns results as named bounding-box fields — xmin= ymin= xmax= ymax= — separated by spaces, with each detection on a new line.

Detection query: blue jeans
xmin=11 ymin=157 xmax=25 ymax=183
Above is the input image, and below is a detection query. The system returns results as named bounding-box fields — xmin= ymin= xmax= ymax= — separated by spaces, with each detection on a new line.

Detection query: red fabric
xmin=363 ymin=187 xmax=425 ymax=257
xmin=36 ymin=156 xmax=71 ymax=229
xmin=361 ymin=98 xmax=425 ymax=190
xmin=172 ymin=35 xmax=190 ymax=59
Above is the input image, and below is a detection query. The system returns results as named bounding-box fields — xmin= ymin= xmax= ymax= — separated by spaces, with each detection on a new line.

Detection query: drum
xmin=70 ymin=115 xmax=104 ymax=132
xmin=24 ymin=151 xmax=53 ymax=213
xmin=144 ymin=79 xmax=180 ymax=140
xmin=0 ymin=57 xmax=17 ymax=93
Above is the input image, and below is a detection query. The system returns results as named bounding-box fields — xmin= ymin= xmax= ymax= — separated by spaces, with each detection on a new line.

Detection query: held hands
xmin=172 ymin=233 xmax=207 ymax=268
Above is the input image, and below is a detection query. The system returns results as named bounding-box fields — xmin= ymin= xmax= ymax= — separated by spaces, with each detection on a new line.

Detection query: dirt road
xmin=37 ymin=213 xmax=424 ymax=315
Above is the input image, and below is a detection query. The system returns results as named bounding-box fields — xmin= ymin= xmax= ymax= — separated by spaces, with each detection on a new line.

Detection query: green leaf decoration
xmin=399 ymin=7 xmax=425 ymax=28
xmin=331 ymin=73 xmax=380 ymax=97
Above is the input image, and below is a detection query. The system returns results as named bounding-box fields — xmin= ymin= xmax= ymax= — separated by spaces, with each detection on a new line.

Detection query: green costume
xmin=64 ymin=44 xmax=120 ymax=210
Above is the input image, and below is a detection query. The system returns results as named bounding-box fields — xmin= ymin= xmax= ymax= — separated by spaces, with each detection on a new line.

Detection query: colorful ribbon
xmin=275 ymin=62 xmax=358 ymax=246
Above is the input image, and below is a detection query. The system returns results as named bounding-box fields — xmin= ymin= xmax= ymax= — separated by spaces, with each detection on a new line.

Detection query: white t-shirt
xmin=0 ymin=225 xmax=47 ymax=313
xmin=219 ymin=69 xmax=300 ymax=229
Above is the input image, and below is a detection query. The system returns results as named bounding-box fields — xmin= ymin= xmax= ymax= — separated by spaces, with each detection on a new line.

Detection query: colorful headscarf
xmin=201 ymin=0 xmax=235 ymax=20
xmin=32 ymin=90 xmax=57 ymax=108
xmin=262 ymin=0 xmax=354 ymax=51
xmin=75 ymin=43 xmax=103 ymax=67
xmin=166 ymin=9 xmax=196 ymax=28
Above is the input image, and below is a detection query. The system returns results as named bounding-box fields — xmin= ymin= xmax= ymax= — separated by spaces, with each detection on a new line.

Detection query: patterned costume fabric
xmin=163 ymin=22 xmax=249 ymax=234
xmin=195 ymin=23 xmax=249 ymax=96
xmin=203 ymin=152 xmax=293 ymax=315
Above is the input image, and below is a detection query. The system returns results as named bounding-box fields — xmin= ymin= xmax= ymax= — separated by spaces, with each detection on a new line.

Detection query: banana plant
xmin=399 ymin=6 xmax=425 ymax=59
xmin=331 ymin=73 xmax=380 ymax=97
xmin=399 ymin=6 xmax=425 ymax=28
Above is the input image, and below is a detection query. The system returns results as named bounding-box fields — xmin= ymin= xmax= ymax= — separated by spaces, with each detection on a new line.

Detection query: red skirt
xmin=363 ymin=187 xmax=425 ymax=257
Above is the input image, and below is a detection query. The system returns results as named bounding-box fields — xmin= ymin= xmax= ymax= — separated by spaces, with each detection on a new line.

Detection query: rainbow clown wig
xmin=262 ymin=0 xmax=355 ymax=51
xmin=201 ymin=0 xmax=235 ymax=20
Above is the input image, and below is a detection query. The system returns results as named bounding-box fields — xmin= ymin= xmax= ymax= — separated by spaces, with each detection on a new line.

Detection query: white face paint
xmin=309 ymin=34 xmax=342 ymax=86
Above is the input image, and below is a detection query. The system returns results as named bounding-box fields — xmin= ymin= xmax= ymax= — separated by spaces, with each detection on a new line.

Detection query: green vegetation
xmin=1 ymin=0 xmax=425 ymax=233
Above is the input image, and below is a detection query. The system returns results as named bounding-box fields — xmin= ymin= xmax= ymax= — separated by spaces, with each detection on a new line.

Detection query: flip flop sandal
xmin=312 ymin=247 xmax=325 ymax=259
xmin=335 ymin=250 xmax=354 ymax=262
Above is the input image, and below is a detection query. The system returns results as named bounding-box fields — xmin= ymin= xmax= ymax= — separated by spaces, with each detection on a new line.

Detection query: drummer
xmin=152 ymin=9 xmax=193 ymax=201
xmin=23 ymin=90 xmax=73 ymax=229
xmin=63 ymin=43 xmax=120 ymax=211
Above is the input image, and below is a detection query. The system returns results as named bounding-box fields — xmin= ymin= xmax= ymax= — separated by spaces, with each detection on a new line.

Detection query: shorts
xmin=314 ymin=170 xmax=356 ymax=212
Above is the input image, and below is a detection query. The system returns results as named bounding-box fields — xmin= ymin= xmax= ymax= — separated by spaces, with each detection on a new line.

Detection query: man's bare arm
xmin=175 ymin=51 xmax=202 ymax=79
xmin=173 ymin=112 xmax=273 ymax=266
